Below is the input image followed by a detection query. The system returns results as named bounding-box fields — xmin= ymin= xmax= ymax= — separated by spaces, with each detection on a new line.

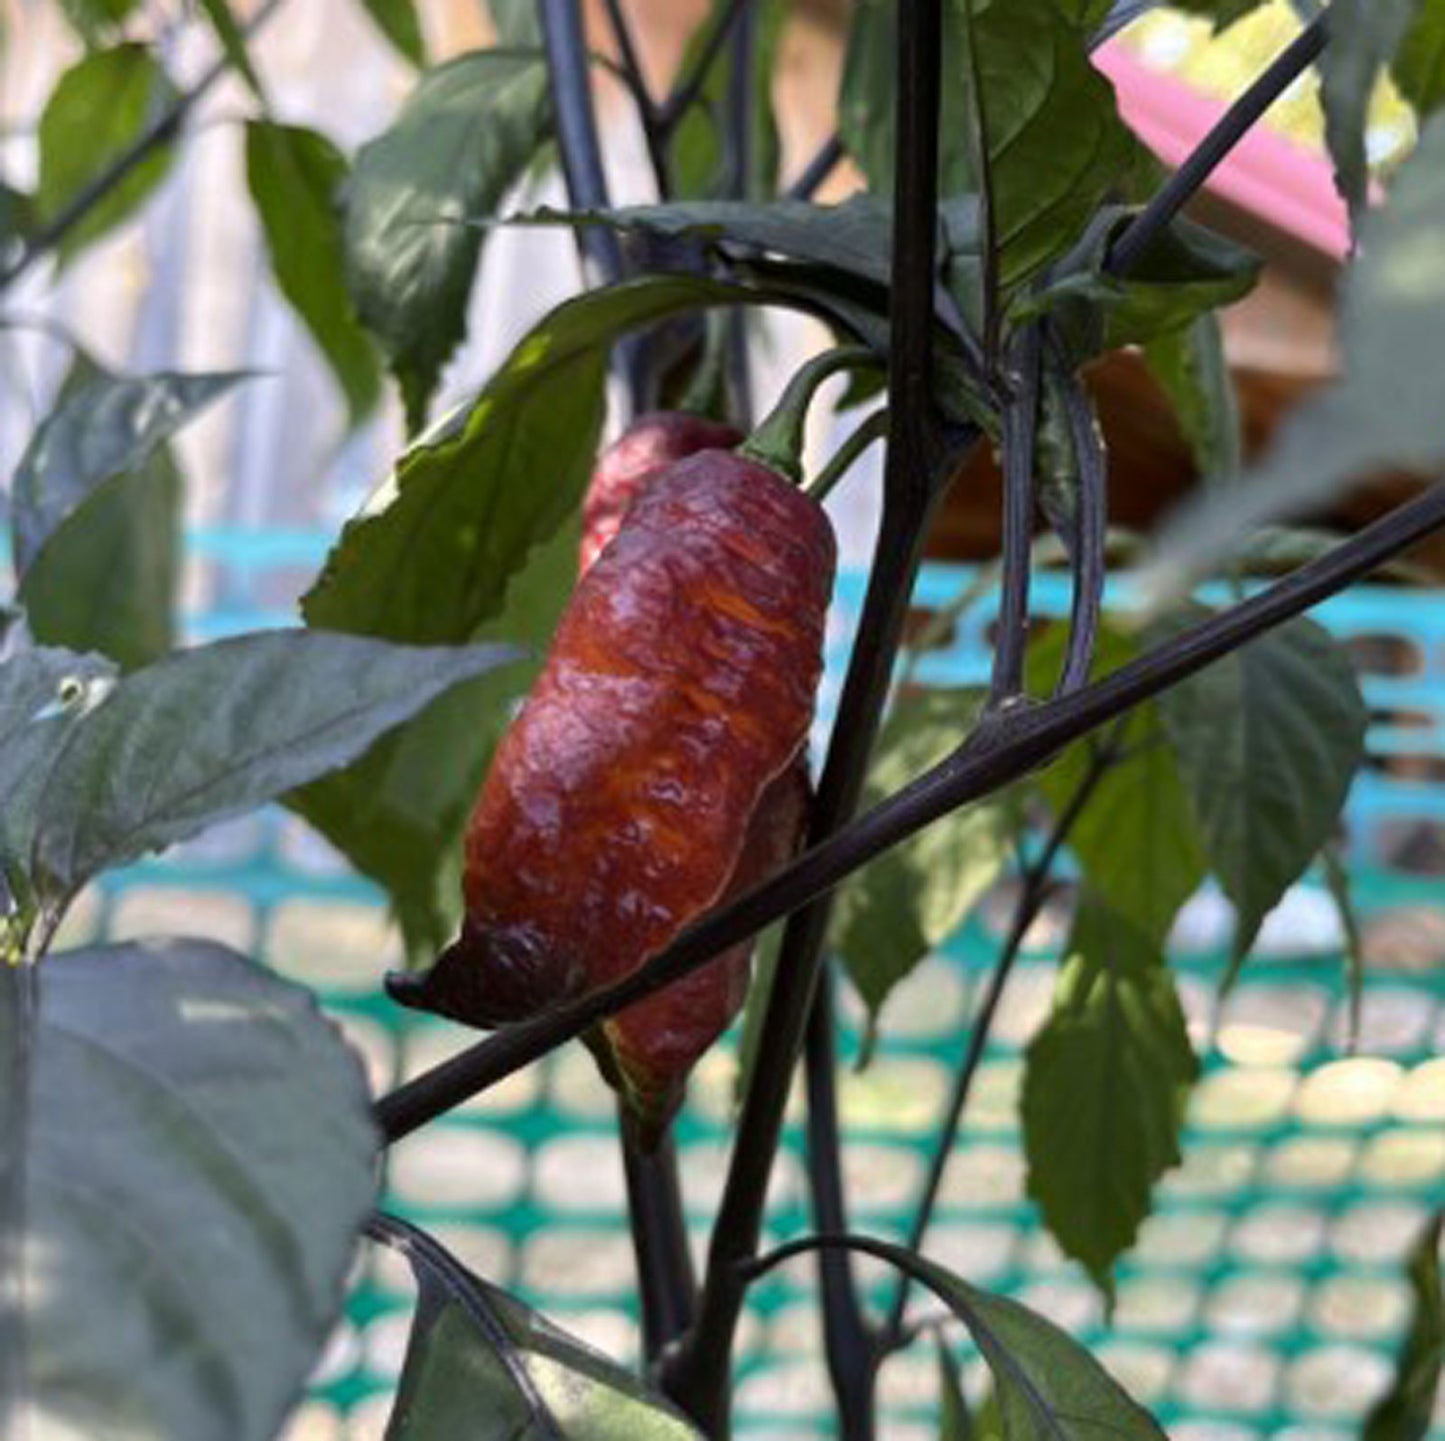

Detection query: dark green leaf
xmin=303 ymin=273 xmax=753 ymax=644
xmin=371 ymin=1214 xmax=701 ymax=1438
xmin=36 ymin=43 xmax=179 ymax=265
xmin=1027 ymin=622 xmax=1207 ymax=945
xmin=10 ymin=359 xmax=243 ymax=573
xmin=0 ymin=939 xmax=376 ymax=1439
xmin=344 ymin=50 xmax=552 ymax=431
xmin=55 ymin=0 xmax=142 ymax=45
xmin=289 ymin=515 xmax=578 ymax=960
xmin=0 ymin=182 xmax=33 ymax=264
xmin=1023 ymin=896 xmax=1198 ymax=1296
xmin=1321 ymin=0 xmax=1423 ymax=218
xmin=832 ymin=689 xmax=1011 ymax=1056
xmin=1142 ymin=312 xmax=1241 ymax=485
xmin=1040 ymin=211 xmax=1259 ymax=359
xmin=359 ymin=0 xmax=426 ymax=66
xmin=1158 ymin=617 xmax=1367 ymax=969
xmin=1146 ymin=112 xmax=1445 ymax=591
xmin=669 ymin=0 xmax=786 ymax=200
xmin=194 ymin=0 xmax=263 ymax=97
xmin=0 ymin=647 xmax=115 ymax=906
xmin=27 ymin=632 xmax=520 ymax=911
xmin=1395 ymin=3 xmax=1445 ymax=116
xmin=777 ymin=1236 xmax=1167 ymax=1439
xmin=1364 ymin=1212 xmax=1444 ymax=1441
xmin=245 ymin=121 xmax=381 ymax=427
xmin=19 ymin=447 xmax=181 ymax=670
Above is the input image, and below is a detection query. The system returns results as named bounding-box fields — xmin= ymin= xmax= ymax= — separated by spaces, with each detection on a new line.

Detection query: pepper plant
xmin=2 ymin=0 xmax=1445 ymax=1437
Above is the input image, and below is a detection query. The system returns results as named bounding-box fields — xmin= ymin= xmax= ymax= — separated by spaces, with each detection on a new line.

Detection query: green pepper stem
xmin=804 ymin=409 xmax=890 ymax=503
xmin=738 ymin=346 xmax=882 ymax=481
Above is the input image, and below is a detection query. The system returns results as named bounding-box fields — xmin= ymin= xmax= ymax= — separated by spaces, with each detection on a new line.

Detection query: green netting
xmin=69 ymin=543 xmax=1445 ymax=1439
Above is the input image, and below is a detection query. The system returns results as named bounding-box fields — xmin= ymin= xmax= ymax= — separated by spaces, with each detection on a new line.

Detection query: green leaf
xmin=288 ymin=515 xmax=578 ymax=960
xmin=194 ymin=0 xmax=263 ymax=98
xmin=1321 ymin=0 xmax=1423 ymax=219
xmin=1039 ymin=210 xmax=1260 ymax=360
xmin=344 ymin=50 xmax=553 ymax=432
xmin=358 ymin=0 xmax=427 ymax=66
xmin=55 ymin=0 xmax=142 ymax=46
xmin=486 ymin=0 xmax=540 ymax=45
xmin=1394 ymin=3 xmax=1445 ymax=116
xmin=0 ymin=647 xmax=115 ymax=907
xmin=302 ymin=273 xmax=753 ymax=644
xmin=669 ymin=0 xmax=786 ymax=200
xmin=0 ymin=182 xmax=33 ymax=263
xmin=36 ymin=43 xmax=179 ymax=265
xmin=1365 ymin=1211 xmax=1445 ymax=1441
xmin=832 ymin=689 xmax=1012 ymax=1056
xmin=245 ymin=121 xmax=382 ymax=427
xmin=1144 ymin=112 xmax=1445 ymax=592
xmin=1022 ymin=897 xmax=1199 ymax=1297
xmin=841 ymin=1 xmax=1137 ymax=288
xmin=26 ymin=632 xmax=520 ymax=912
xmin=1157 ymin=616 xmax=1367 ymax=968
xmin=1027 ymin=622 xmax=1208 ymax=946
xmin=1142 ymin=312 xmax=1241 ymax=485
xmin=371 ymin=1214 xmax=701 ymax=1438
xmin=0 ymin=939 xmax=377 ymax=1440
xmin=777 ymin=1235 xmax=1168 ymax=1439
xmin=10 ymin=359 xmax=244 ymax=573
xmin=19 ymin=447 xmax=181 ymax=670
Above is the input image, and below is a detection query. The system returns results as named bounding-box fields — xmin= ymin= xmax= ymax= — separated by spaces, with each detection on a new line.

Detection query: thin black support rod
xmin=787 ymin=134 xmax=844 ymax=202
xmin=1106 ymin=14 xmax=1329 ymax=276
xmin=657 ymin=0 xmax=750 ymax=133
xmin=0 ymin=0 xmax=288 ymax=294
xmin=1054 ymin=360 xmax=1109 ymax=696
xmin=373 ymin=478 xmax=1445 ymax=1148
xmin=657 ymin=0 xmax=950 ymax=1431
xmin=989 ymin=326 xmax=1042 ymax=705
xmin=540 ymin=0 xmax=629 ymax=286
xmin=879 ymin=739 xmax=1114 ymax=1349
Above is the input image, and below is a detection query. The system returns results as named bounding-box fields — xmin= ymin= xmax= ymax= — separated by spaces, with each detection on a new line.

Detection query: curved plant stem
xmin=878 ymin=740 xmax=1114 ymax=1350
xmin=658 ymin=0 xmax=750 ymax=134
xmin=988 ymin=326 xmax=1042 ymax=707
xmin=805 ymin=409 xmax=889 ymax=503
xmin=1052 ymin=359 xmax=1108 ymax=697
xmin=0 ymin=0 xmax=288 ymax=295
xmin=621 ymin=1121 xmax=697 ymax=1365
xmin=600 ymin=0 xmax=672 ymax=195
xmin=1106 ymin=15 xmax=1329 ymax=277
xmin=373 ymin=479 xmax=1445 ymax=1146
xmin=788 ymin=133 xmax=844 ymax=202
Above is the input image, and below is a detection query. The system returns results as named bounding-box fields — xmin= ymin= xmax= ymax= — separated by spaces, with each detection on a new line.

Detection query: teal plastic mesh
xmin=65 ymin=540 xmax=1445 ymax=1440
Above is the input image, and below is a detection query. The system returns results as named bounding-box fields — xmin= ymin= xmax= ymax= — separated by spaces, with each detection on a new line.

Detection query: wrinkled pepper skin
xmin=401 ymin=436 xmax=834 ymax=1134
xmin=578 ymin=412 xmax=743 ymax=573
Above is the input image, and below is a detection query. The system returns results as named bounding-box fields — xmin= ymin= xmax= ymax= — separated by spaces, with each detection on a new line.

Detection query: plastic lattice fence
xmin=60 ymin=544 xmax=1445 ymax=1441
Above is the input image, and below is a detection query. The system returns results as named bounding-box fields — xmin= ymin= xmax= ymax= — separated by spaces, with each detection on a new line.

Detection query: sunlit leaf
xmin=36 ymin=44 xmax=179 ymax=264
xmin=1023 ymin=896 xmax=1198 ymax=1296
xmin=371 ymin=1214 xmax=701 ymax=1438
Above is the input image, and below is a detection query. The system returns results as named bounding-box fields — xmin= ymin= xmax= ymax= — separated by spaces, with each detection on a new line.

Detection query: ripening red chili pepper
xmin=393 ymin=421 xmax=834 ymax=1136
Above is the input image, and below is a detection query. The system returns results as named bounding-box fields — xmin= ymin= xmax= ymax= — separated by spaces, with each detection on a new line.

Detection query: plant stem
xmin=601 ymin=0 xmax=673 ymax=196
xmin=1052 ymin=357 xmax=1108 ymax=696
xmin=0 ymin=0 xmax=287 ymax=294
xmin=804 ymin=409 xmax=889 ymax=503
xmin=1105 ymin=15 xmax=1329 ymax=277
xmin=787 ymin=134 xmax=844 ymax=202
xmin=658 ymin=3 xmax=950 ymax=1431
xmin=621 ymin=1121 xmax=698 ymax=1365
xmin=988 ymin=325 xmax=1042 ymax=706
xmin=658 ymin=0 xmax=750 ymax=134
xmin=878 ymin=741 xmax=1113 ymax=1350
xmin=374 ymin=479 xmax=1445 ymax=1145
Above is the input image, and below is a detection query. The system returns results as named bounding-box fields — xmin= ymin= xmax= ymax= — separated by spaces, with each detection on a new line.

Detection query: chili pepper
xmin=392 ymin=430 xmax=834 ymax=1136
xmin=579 ymin=411 xmax=742 ymax=574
